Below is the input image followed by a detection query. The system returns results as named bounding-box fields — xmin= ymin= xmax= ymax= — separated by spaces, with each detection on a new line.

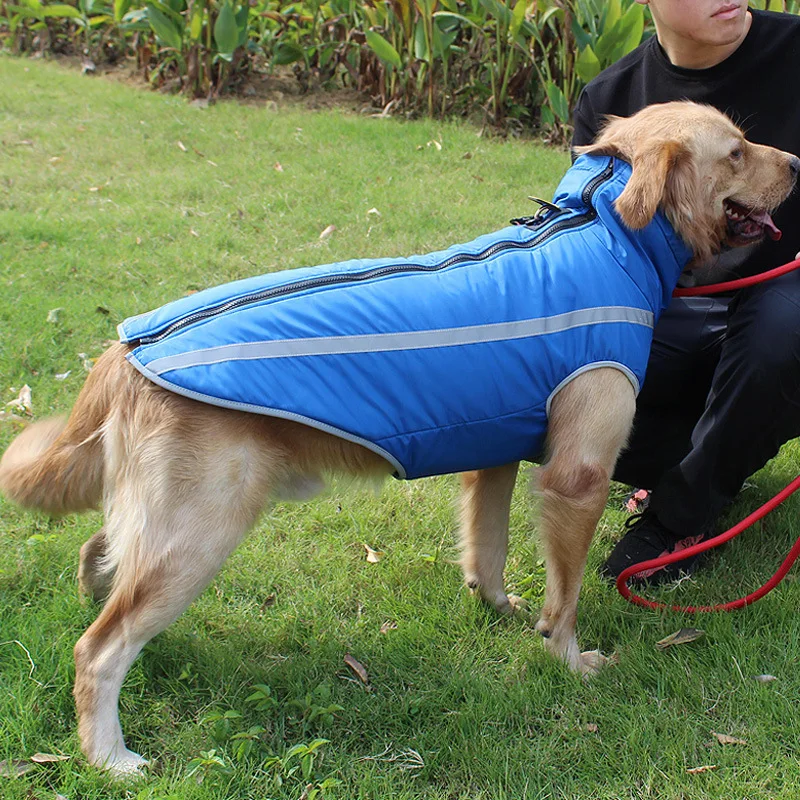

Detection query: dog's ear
xmin=614 ymin=139 xmax=689 ymax=230
xmin=573 ymin=115 xmax=627 ymax=159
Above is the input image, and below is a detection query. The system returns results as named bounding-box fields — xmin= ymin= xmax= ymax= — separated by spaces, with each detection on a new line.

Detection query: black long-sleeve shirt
xmin=572 ymin=9 xmax=800 ymax=277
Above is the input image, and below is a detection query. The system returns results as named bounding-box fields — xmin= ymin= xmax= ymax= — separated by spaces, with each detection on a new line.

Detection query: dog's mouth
xmin=724 ymin=199 xmax=782 ymax=245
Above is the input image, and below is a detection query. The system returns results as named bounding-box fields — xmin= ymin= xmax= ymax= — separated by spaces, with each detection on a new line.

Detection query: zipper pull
xmin=511 ymin=197 xmax=563 ymax=228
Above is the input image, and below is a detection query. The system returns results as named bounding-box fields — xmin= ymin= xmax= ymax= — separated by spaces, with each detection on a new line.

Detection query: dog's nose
xmin=790 ymin=155 xmax=800 ymax=182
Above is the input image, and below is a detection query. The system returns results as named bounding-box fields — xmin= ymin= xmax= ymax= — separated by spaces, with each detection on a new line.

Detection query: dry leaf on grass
xmin=344 ymin=654 xmax=370 ymax=688
xmin=30 ymin=753 xmax=70 ymax=764
xmin=274 ymin=162 xmax=284 ymax=172
xmin=0 ymin=759 xmax=35 ymax=778
xmin=261 ymin=593 xmax=277 ymax=610
xmin=177 ymin=140 xmax=187 ymax=152
xmin=711 ymin=731 xmax=747 ymax=746
xmin=77 ymin=353 xmax=95 ymax=373
xmin=358 ymin=746 xmax=425 ymax=771
xmin=319 ymin=224 xmax=336 ymax=240
xmin=584 ymin=723 xmax=599 ymax=733
xmin=6 ymin=385 xmax=32 ymax=415
xmin=366 ymin=207 xmax=381 ymax=217
xmin=0 ymin=751 xmax=70 ymax=777
xmin=655 ymin=628 xmax=705 ymax=650
xmin=363 ymin=544 xmax=384 ymax=563
xmin=754 ymin=674 xmax=777 ymax=683
xmin=46 ymin=308 xmax=62 ymax=323
xmin=380 ymin=621 xmax=398 ymax=634
xmin=686 ymin=764 xmax=717 ymax=774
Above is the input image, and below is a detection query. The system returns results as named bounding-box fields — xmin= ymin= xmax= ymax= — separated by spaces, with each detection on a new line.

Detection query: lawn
xmin=2 ymin=56 xmax=800 ymax=800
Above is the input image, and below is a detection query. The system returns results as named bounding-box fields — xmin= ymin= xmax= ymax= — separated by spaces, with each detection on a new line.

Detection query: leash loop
xmin=617 ymin=258 xmax=800 ymax=612
xmin=616 ymin=475 xmax=800 ymax=612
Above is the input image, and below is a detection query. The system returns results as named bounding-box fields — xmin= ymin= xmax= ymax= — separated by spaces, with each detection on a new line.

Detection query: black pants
xmin=613 ymin=270 xmax=800 ymax=536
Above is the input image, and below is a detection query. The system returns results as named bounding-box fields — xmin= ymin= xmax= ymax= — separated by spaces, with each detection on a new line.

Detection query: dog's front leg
xmin=459 ymin=462 xmax=522 ymax=614
xmin=535 ymin=368 xmax=636 ymax=675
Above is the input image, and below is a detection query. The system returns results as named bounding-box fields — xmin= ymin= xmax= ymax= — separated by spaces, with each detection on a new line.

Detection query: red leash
xmin=616 ymin=258 xmax=800 ymax=612
xmin=673 ymin=258 xmax=800 ymax=297
xmin=616 ymin=475 xmax=800 ymax=611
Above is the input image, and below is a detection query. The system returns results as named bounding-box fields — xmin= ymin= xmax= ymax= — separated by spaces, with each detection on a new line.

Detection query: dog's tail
xmin=0 ymin=343 xmax=129 ymax=515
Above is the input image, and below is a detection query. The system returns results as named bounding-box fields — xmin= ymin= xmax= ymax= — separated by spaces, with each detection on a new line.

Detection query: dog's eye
xmin=730 ymin=147 xmax=744 ymax=161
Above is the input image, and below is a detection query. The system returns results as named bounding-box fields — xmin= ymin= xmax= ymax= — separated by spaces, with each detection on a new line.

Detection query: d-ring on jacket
xmin=119 ymin=155 xmax=693 ymax=480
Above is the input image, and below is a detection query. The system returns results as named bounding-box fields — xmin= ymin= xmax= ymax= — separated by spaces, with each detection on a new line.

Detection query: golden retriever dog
xmin=1 ymin=102 xmax=797 ymax=776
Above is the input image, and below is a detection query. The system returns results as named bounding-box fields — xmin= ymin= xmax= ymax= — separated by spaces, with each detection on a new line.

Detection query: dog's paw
xmin=579 ymin=649 xmax=613 ymax=678
xmin=466 ymin=582 xmax=528 ymax=617
xmin=495 ymin=593 xmax=529 ymax=616
xmin=102 ymin=750 xmax=149 ymax=780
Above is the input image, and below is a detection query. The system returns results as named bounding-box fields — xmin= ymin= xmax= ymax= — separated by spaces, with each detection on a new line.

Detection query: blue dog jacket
xmin=119 ymin=155 xmax=693 ymax=479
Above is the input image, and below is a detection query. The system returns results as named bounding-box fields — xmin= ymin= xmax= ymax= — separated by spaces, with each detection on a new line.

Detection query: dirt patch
xmin=52 ymin=53 xmax=379 ymax=116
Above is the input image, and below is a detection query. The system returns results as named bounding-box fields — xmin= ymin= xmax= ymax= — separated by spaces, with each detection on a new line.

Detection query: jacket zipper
xmin=137 ymin=160 xmax=615 ymax=345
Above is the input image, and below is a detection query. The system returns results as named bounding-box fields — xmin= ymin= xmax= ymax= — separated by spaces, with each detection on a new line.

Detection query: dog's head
xmin=574 ymin=101 xmax=799 ymax=264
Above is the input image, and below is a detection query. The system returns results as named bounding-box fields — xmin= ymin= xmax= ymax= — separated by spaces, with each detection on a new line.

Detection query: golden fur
xmin=1 ymin=102 xmax=797 ymax=776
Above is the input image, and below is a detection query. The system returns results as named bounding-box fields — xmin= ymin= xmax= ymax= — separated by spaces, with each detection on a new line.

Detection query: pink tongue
xmin=752 ymin=209 xmax=782 ymax=241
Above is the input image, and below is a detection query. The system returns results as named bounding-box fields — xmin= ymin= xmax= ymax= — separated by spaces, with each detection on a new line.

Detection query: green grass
xmin=2 ymin=56 xmax=800 ymax=800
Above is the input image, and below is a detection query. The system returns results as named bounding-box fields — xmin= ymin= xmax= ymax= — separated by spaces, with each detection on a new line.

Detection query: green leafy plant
xmin=526 ymin=0 xmax=648 ymax=141
xmin=281 ymin=737 xmax=331 ymax=782
xmin=287 ymin=684 xmax=344 ymax=730
xmin=2 ymin=2 xmax=797 ymax=157
xmin=185 ymin=749 xmax=232 ymax=783
xmin=202 ymin=708 xmax=244 ymax=745
xmin=229 ymin=724 xmax=268 ymax=762
xmin=245 ymin=682 xmax=278 ymax=712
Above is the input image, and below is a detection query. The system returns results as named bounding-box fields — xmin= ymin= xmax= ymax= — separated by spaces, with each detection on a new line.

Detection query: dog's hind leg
xmin=73 ymin=411 xmax=275 ymax=776
xmin=74 ymin=494 xmax=267 ymax=775
xmin=535 ymin=368 xmax=635 ymax=675
xmin=459 ymin=462 xmax=521 ymax=614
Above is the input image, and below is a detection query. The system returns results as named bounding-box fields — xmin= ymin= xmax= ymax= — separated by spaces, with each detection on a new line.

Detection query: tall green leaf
xmin=545 ymin=80 xmax=569 ymax=123
xmin=509 ymin=0 xmax=526 ymax=39
xmin=272 ymin=41 xmax=304 ymax=64
xmin=365 ymin=29 xmax=402 ymax=70
xmin=617 ymin=2 xmax=644 ymax=59
xmin=146 ymin=2 xmax=182 ymax=50
xmin=113 ymin=0 xmax=130 ymax=24
xmin=42 ymin=3 xmax=82 ymax=17
xmin=234 ymin=1 xmax=248 ymax=47
xmin=414 ymin=17 xmax=429 ymax=62
xmin=575 ymin=43 xmax=601 ymax=83
xmin=188 ymin=0 xmax=202 ymax=40
xmin=213 ymin=0 xmax=239 ymax=56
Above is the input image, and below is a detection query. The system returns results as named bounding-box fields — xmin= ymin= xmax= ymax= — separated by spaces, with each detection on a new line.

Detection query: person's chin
xmin=707 ymin=6 xmax=748 ymax=44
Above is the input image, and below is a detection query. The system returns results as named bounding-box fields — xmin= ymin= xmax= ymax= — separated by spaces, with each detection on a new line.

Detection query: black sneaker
xmin=623 ymin=488 xmax=651 ymax=514
xmin=601 ymin=509 xmax=710 ymax=585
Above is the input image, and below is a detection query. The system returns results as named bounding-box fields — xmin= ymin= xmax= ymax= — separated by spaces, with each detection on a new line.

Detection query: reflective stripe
xmin=126 ymin=354 xmax=408 ymax=478
xmin=145 ymin=305 xmax=654 ymax=376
